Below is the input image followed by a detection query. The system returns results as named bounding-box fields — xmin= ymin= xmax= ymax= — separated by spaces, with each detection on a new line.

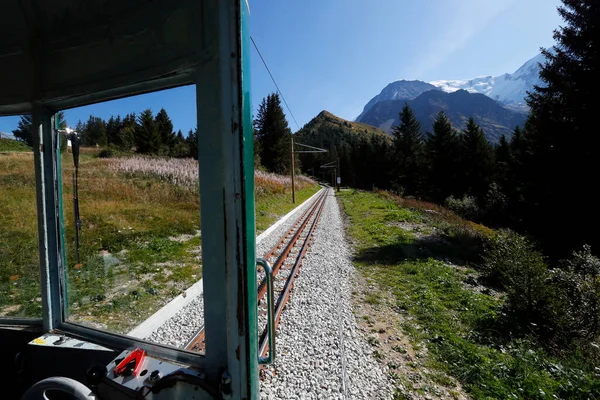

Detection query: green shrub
xmin=483 ymin=182 xmax=508 ymax=224
xmin=546 ymin=245 xmax=600 ymax=349
xmin=98 ymin=148 xmax=115 ymax=158
xmin=445 ymin=194 xmax=480 ymax=220
xmin=483 ymin=229 xmax=550 ymax=326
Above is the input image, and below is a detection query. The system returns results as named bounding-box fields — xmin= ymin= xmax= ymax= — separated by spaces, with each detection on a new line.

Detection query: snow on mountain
xmin=355 ymin=80 xmax=441 ymax=121
xmin=429 ymin=53 xmax=546 ymax=107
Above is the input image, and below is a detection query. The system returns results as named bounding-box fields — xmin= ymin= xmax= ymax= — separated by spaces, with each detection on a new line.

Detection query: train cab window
xmin=0 ymin=116 xmax=42 ymax=320
xmin=57 ymin=87 xmax=206 ymax=349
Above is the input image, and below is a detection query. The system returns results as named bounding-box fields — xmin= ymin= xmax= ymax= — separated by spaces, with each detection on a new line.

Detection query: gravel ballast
xmin=260 ymin=189 xmax=393 ymax=399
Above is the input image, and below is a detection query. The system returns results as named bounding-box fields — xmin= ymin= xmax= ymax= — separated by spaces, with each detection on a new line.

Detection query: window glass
xmin=0 ymin=117 xmax=42 ymax=318
xmin=60 ymin=87 xmax=204 ymax=346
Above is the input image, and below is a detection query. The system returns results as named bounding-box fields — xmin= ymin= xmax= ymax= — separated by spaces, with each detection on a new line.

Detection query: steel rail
xmin=258 ymin=190 xmax=327 ymax=358
xmin=185 ymin=189 xmax=327 ymax=352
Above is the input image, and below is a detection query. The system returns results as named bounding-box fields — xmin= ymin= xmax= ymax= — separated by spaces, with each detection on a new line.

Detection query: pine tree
xmin=106 ymin=115 xmax=122 ymax=147
xmin=426 ymin=111 xmax=460 ymax=202
xmin=74 ymin=120 xmax=85 ymax=136
xmin=56 ymin=111 xmax=67 ymax=130
xmin=81 ymin=115 xmax=107 ymax=147
xmin=12 ymin=115 xmax=33 ymax=146
xmin=118 ymin=113 xmax=136 ymax=151
xmin=519 ymin=0 xmax=599 ymax=256
xmin=460 ymin=117 xmax=495 ymax=200
xmin=495 ymin=135 xmax=510 ymax=165
xmin=135 ymin=109 xmax=160 ymax=154
xmin=391 ymin=103 xmax=425 ymax=195
xmin=254 ymin=93 xmax=292 ymax=174
xmin=171 ymin=129 xmax=189 ymax=158
xmin=155 ymin=108 xmax=175 ymax=155
xmin=494 ymin=134 xmax=511 ymax=192
xmin=186 ymin=129 xmax=198 ymax=160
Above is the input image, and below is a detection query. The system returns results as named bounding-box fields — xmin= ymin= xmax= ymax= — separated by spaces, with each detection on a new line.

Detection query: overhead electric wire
xmin=250 ymin=36 xmax=300 ymax=131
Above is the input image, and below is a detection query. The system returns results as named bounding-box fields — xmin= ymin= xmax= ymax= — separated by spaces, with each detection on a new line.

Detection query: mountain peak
xmin=305 ymin=110 xmax=386 ymax=137
xmin=356 ymin=80 xmax=441 ymax=121
xmin=317 ymin=110 xmax=336 ymax=119
xmin=428 ymin=52 xmax=546 ymax=106
xmin=357 ymin=89 xmax=527 ymax=143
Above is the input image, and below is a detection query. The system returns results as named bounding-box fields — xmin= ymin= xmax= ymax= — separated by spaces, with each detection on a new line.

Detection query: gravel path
xmin=260 ymin=189 xmax=393 ymax=399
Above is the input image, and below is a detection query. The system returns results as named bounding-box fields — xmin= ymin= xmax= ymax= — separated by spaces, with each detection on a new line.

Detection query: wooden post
xmin=337 ymin=157 xmax=340 ymax=192
xmin=291 ymin=137 xmax=296 ymax=203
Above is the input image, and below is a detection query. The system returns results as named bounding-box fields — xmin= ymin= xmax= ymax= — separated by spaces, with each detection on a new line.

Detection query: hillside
xmin=358 ymin=89 xmax=527 ymax=142
xmin=301 ymin=110 xmax=387 ymax=137
xmin=295 ymin=111 xmax=391 ymax=189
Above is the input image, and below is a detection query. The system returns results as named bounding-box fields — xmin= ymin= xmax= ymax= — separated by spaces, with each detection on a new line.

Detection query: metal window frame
xmin=1 ymin=0 xmax=258 ymax=397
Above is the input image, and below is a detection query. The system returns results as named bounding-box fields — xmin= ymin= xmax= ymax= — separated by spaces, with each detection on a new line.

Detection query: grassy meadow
xmin=339 ymin=190 xmax=598 ymax=400
xmin=0 ymin=150 xmax=318 ymax=334
xmin=0 ymin=138 xmax=32 ymax=153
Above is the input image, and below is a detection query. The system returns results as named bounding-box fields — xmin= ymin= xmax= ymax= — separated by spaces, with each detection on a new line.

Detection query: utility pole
xmin=291 ymin=137 xmax=296 ymax=203
xmin=333 ymin=168 xmax=336 ymax=188
xmin=336 ymin=157 xmax=340 ymax=192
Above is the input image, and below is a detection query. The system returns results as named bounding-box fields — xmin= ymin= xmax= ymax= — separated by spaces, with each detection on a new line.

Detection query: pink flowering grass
xmin=109 ymin=157 xmax=316 ymax=195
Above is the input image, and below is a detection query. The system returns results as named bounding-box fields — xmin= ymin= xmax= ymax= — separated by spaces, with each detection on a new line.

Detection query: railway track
xmin=185 ymin=188 xmax=329 ymax=354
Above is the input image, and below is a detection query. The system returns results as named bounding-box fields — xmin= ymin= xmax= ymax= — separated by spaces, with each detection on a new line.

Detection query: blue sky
xmin=1 ymin=0 xmax=562 ymax=135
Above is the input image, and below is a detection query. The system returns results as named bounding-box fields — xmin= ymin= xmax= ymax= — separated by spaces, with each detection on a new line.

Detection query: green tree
xmin=12 ymin=111 xmax=66 ymax=147
xmin=186 ymin=129 xmax=198 ymax=160
xmin=254 ymin=93 xmax=292 ymax=174
xmin=74 ymin=120 xmax=85 ymax=136
xmin=426 ymin=111 xmax=460 ymax=202
xmin=117 ymin=113 xmax=136 ymax=151
xmin=106 ymin=115 xmax=122 ymax=147
xmin=171 ymin=129 xmax=189 ymax=158
xmin=135 ymin=109 xmax=160 ymax=154
xmin=495 ymin=135 xmax=510 ymax=166
xmin=391 ymin=103 xmax=425 ymax=195
xmin=12 ymin=115 xmax=33 ymax=146
xmin=155 ymin=108 xmax=175 ymax=155
xmin=519 ymin=0 xmax=599 ymax=256
xmin=460 ymin=117 xmax=495 ymax=200
xmin=81 ymin=115 xmax=107 ymax=147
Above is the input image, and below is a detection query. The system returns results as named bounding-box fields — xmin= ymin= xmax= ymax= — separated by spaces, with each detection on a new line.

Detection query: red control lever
xmin=113 ymin=348 xmax=146 ymax=377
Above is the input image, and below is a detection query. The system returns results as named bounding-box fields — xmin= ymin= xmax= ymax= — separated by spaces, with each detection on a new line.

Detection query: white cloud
xmin=407 ymin=0 xmax=517 ymax=79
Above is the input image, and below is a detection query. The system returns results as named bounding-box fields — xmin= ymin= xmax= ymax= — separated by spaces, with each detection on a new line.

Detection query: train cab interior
xmin=0 ymin=1 xmax=266 ymax=398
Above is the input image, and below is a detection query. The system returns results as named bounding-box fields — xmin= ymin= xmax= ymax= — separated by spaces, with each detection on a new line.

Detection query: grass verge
xmin=338 ymin=189 xmax=598 ymax=400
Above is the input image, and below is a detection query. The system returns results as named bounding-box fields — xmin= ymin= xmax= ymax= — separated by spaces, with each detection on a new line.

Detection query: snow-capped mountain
xmin=355 ymin=80 xmax=441 ymax=121
xmin=429 ymin=53 xmax=546 ymax=107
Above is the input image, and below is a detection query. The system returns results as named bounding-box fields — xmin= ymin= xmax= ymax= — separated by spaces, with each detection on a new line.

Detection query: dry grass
xmin=254 ymin=169 xmax=315 ymax=195
xmin=109 ymin=156 xmax=317 ymax=194
xmin=1 ymin=153 xmax=319 ymax=331
xmin=378 ymin=190 xmax=495 ymax=241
